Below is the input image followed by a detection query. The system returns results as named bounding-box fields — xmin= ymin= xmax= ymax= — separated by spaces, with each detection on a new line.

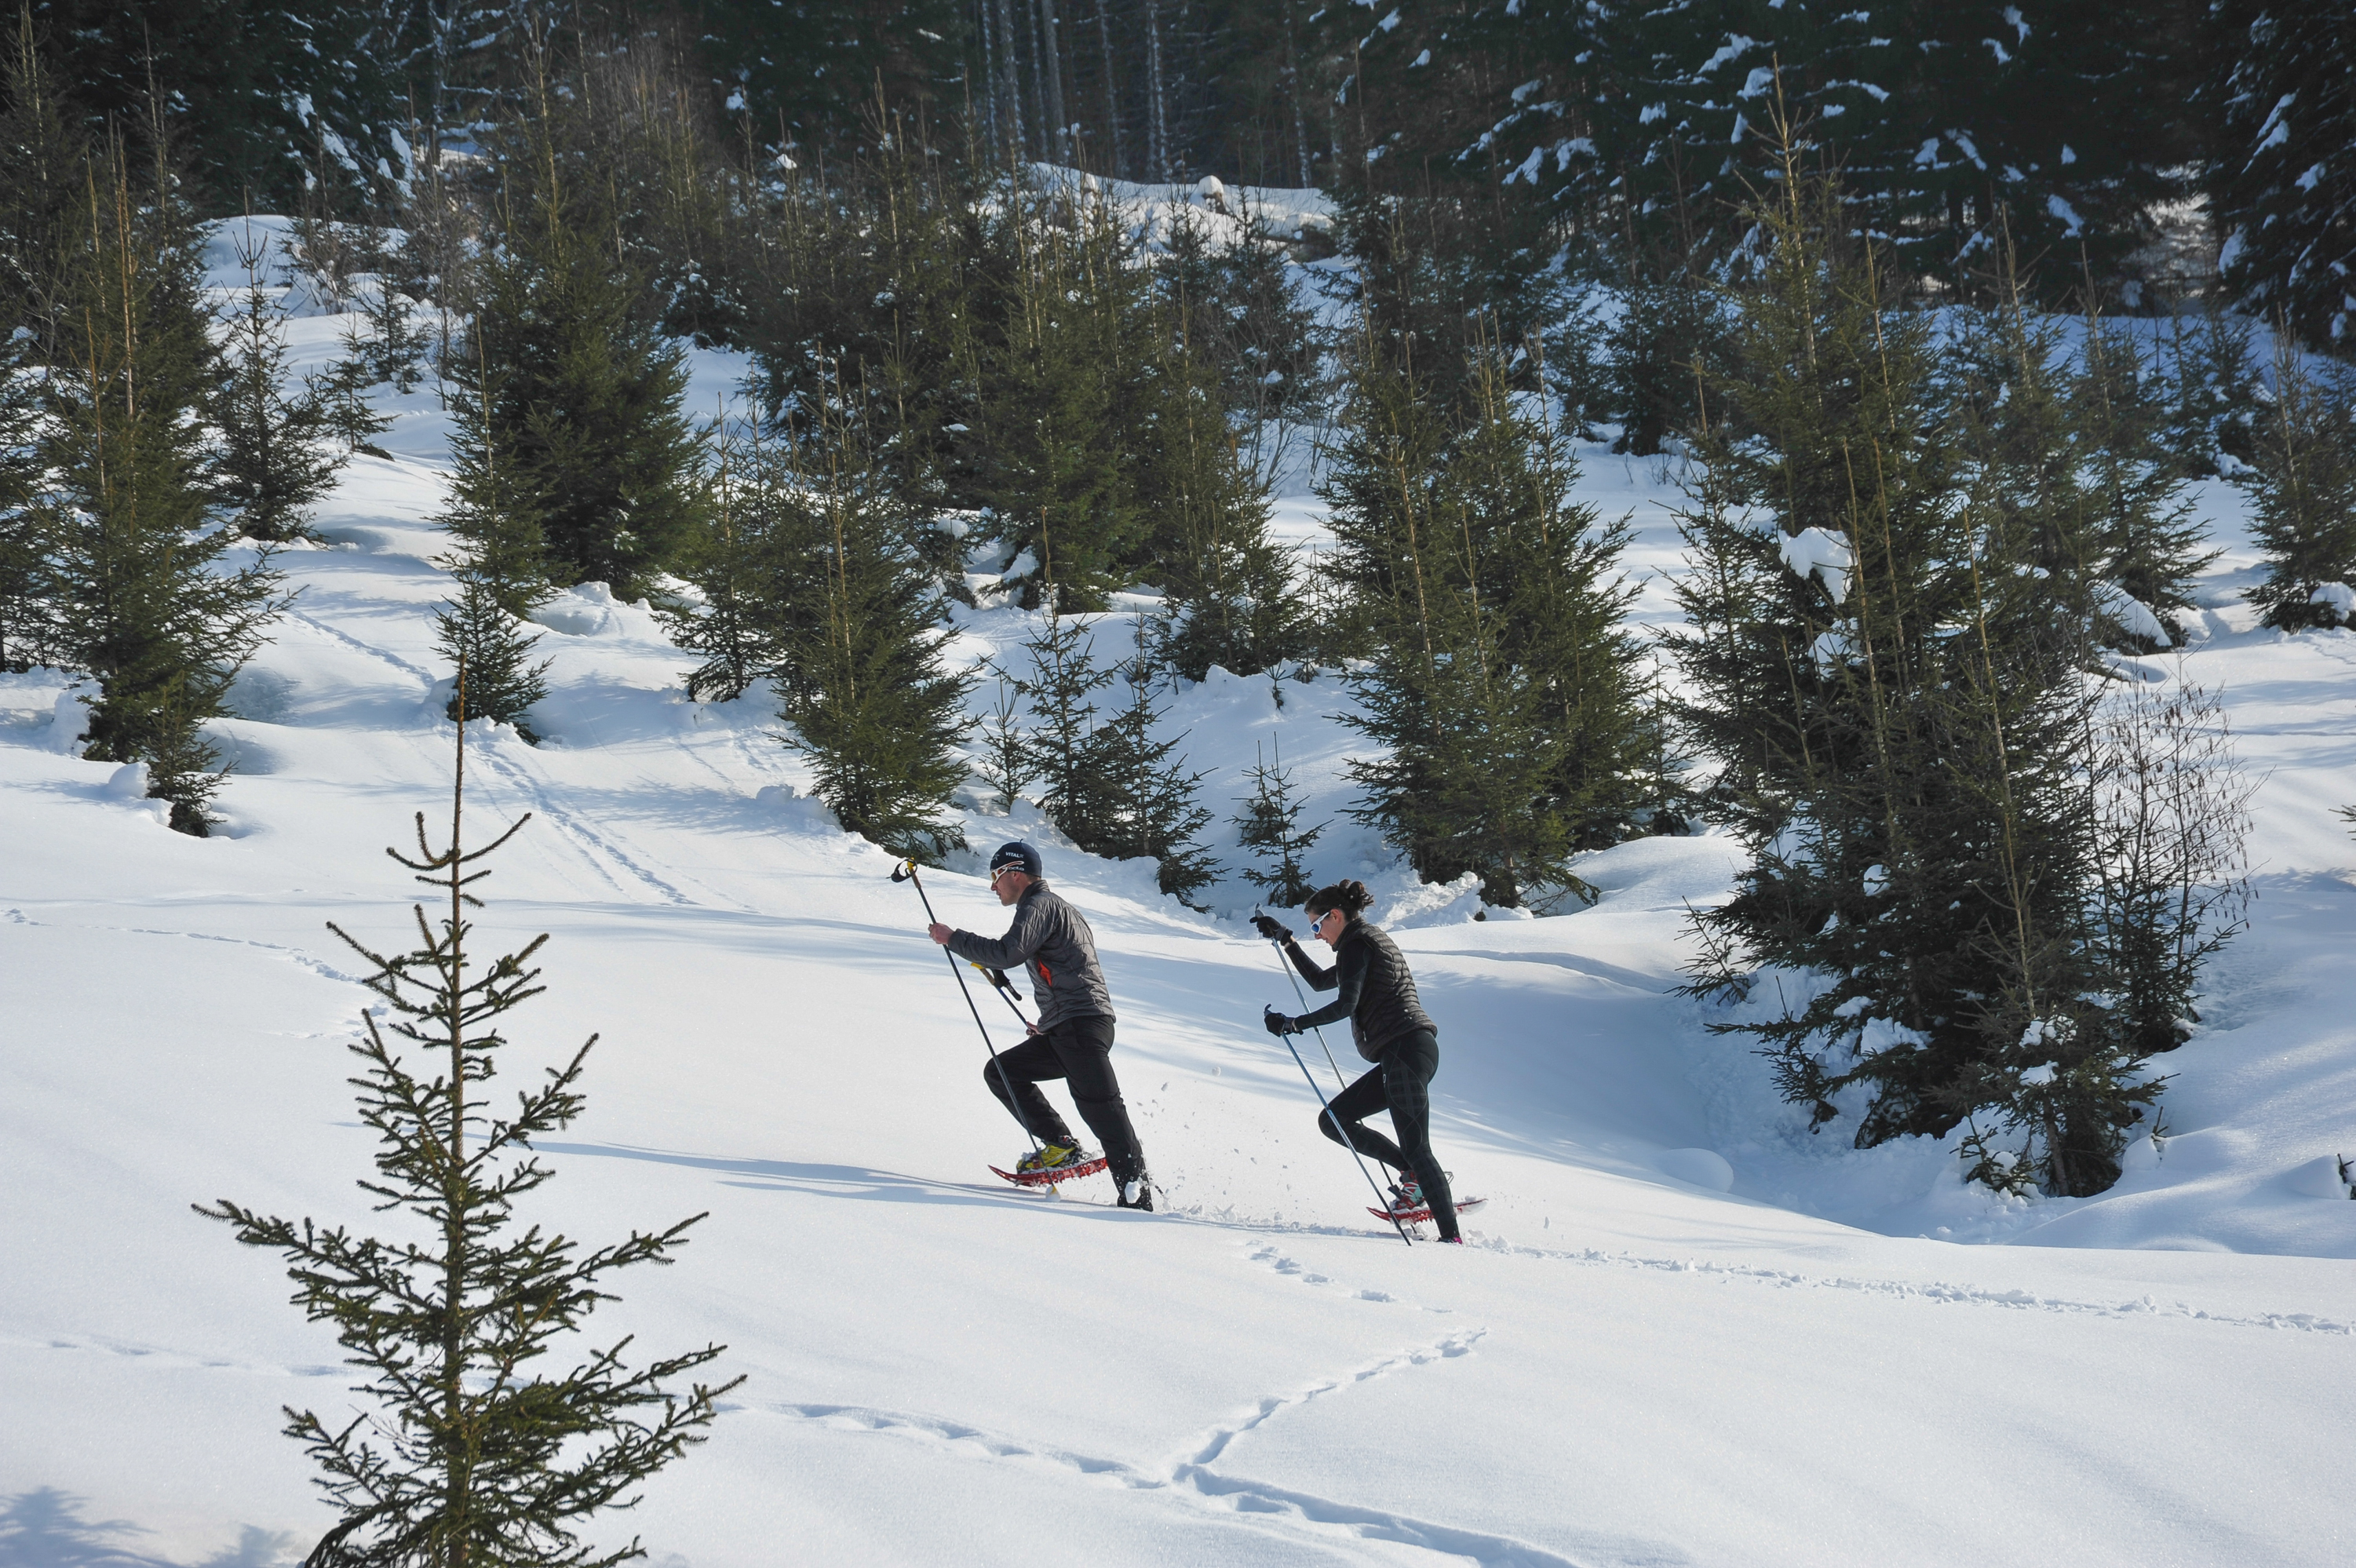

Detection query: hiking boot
xmin=1118 ymin=1177 xmax=1155 ymax=1212
xmin=1386 ymin=1176 xmax=1424 ymax=1216
xmin=1017 ymin=1140 xmax=1087 ymax=1174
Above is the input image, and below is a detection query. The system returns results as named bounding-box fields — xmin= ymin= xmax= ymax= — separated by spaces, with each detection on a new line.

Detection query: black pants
xmin=1317 ymin=1028 xmax=1458 ymax=1240
xmin=983 ymin=1015 xmax=1147 ymax=1187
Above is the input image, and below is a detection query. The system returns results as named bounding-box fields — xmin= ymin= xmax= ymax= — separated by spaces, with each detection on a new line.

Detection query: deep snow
xmin=2 ymin=221 xmax=2354 ymax=1567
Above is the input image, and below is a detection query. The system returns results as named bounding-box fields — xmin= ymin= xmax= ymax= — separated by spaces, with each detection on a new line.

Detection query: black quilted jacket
xmin=1282 ymin=918 xmax=1436 ymax=1062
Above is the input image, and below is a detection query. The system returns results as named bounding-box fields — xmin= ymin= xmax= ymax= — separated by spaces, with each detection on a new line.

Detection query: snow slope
xmin=4 ymin=246 xmax=2355 ymax=1568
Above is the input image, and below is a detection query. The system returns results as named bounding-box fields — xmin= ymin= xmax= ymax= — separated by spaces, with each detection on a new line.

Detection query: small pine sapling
xmin=1090 ymin=622 xmax=1220 ymax=903
xmin=215 ymin=225 xmax=343 ymax=542
xmin=311 ymin=315 xmax=395 ymax=457
xmin=1015 ymin=603 xmax=1118 ymax=842
xmin=1232 ymin=738 xmax=1324 ymax=906
xmin=973 ymin=670 xmax=1031 ymax=813
xmin=2070 ymin=297 xmax=2218 ymax=647
xmin=355 ymin=227 xmax=428 ymax=394
xmin=774 ymin=455 xmax=974 ymax=865
xmin=198 ymin=674 xmax=739 ymax=1568
xmin=2160 ymin=306 xmax=2263 ymax=474
xmin=432 ymin=569 xmax=553 ymax=744
xmin=2241 ymin=343 xmax=2356 ymax=631
xmin=656 ymin=420 xmax=777 ymax=704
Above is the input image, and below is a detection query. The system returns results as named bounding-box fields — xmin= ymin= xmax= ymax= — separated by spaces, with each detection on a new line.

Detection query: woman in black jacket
xmin=1257 ymin=880 xmax=1462 ymax=1242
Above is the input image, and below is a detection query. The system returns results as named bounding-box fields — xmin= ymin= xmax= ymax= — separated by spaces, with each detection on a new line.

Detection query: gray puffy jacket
xmin=945 ymin=881 xmax=1114 ymax=1030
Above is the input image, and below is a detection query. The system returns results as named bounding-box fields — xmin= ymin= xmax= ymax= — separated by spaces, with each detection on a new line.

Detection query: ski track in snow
xmin=1479 ymin=1239 xmax=2356 ymax=1336
xmin=1234 ymin=1228 xmax=2353 ymax=1336
xmin=277 ymin=605 xmax=437 ymax=690
xmin=3 ymin=1328 xmax=344 ymax=1383
xmin=463 ymin=740 xmax=698 ymax=909
xmin=736 ymin=1329 xmax=1622 ymax=1568
xmin=1 ymin=906 xmax=367 ymax=989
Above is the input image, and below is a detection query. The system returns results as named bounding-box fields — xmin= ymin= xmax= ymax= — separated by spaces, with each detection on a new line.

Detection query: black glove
xmin=1264 ymin=1008 xmax=1297 ymax=1037
xmin=1251 ymin=913 xmax=1292 ymax=942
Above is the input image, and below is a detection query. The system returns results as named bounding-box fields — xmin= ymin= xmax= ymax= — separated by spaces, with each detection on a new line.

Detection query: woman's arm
xmin=1284 ymin=937 xmax=1338 ymax=990
xmin=1289 ymin=937 xmax=1366 ymax=1030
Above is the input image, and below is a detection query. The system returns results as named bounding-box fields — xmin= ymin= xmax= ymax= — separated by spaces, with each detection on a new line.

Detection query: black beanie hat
xmin=989 ymin=841 xmax=1043 ymax=879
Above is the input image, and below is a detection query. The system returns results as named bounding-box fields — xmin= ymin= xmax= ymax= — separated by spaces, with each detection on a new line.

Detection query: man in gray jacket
xmin=929 ymin=841 xmax=1154 ymax=1209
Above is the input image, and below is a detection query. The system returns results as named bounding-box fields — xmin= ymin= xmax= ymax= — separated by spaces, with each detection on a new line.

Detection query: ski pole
xmin=1263 ymin=1005 xmax=1413 ymax=1247
xmin=1258 ymin=909 xmax=1352 ymax=1095
xmin=972 ymin=962 xmax=1034 ymax=1030
xmin=892 ymin=859 xmax=1042 ymax=1154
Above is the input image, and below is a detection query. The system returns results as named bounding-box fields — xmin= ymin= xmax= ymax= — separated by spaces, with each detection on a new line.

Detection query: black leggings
xmin=1317 ymin=1029 xmax=1458 ymax=1240
xmin=983 ymin=1015 xmax=1147 ymax=1187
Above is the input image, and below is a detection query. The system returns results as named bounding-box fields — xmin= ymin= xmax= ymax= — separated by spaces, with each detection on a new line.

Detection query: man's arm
xmin=943 ymin=895 xmax=1044 ymax=971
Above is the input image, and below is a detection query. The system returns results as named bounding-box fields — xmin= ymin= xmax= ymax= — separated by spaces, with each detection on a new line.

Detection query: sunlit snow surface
xmin=3 ymin=228 xmax=2354 ymax=1566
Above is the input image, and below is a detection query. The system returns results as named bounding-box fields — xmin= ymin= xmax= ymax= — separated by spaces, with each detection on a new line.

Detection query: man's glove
xmin=1264 ymin=1008 xmax=1297 ymax=1037
xmin=1251 ymin=913 xmax=1292 ymax=942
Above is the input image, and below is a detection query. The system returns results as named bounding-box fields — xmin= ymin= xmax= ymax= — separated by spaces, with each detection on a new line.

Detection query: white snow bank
xmin=2095 ymin=579 xmax=2170 ymax=644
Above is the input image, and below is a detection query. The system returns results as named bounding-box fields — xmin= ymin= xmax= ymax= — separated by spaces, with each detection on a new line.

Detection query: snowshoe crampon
xmin=1369 ymin=1194 xmax=1486 ymax=1225
xmin=990 ymin=1152 xmax=1110 ymax=1188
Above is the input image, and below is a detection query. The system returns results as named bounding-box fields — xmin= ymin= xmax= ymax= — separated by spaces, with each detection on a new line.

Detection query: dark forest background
xmin=13 ymin=2 xmax=2353 ymax=347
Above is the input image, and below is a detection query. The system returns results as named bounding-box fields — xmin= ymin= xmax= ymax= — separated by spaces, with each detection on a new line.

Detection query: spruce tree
xmin=1233 ymin=738 xmax=1324 ymax=907
xmin=2 ymin=15 xmax=75 ymax=672
xmin=972 ymin=673 xmax=1031 ymax=815
xmin=0 ymin=5 xmax=81 ymax=341
xmin=435 ymin=344 xmax=555 ymax=742
xmin=2159 ymin=305 xmax=2265 ymax=476
xmin=1669 ymin=140 xmax=2229 ymax=1197
xmin=39 ymin=142 xmax=282 ymax=835
xmin=313 ymin=317 xmax=396 ymax=457
xmin=2241 ymin=345 xmax=2356 ymax=631
xmin=199 ymin=695 xmax=739 ymax=1568
xmin=2207 ymin=0 xmax=2356 ymax=349
xmin=968 ymin=181 xmax=1154 ymax=611
xmin=439 ymin=346 xmax=551 ymax=621
xmin=460 ymin=93 xmax=706 ymax=600
xmin=655 ymin=423 xmax=788 ymax=704
xmin=1140 ymin=286 xmax=1304 ymax=683
xmin=1322 ymin=323 xmax=1645 ymax=909
xmin=0 ymin=275 xmax=44 ymax=673
xmin=1952 ymin=272 xmax=2216 ymax=654
xmin=1015 ymin=603 xmax=1120 ymax=845
xmin=214 ymin=224 xmax=342 ymax=543
xmin=1084 ymin=622 xmax=1219 ymax=903
xmin=432 ymin=570 xmax=553 ymax=744
xmin=2072 ymin=306 xmax=2218 ymax=645
xmin=353 ymin=225 xmax=427 ymax=394
xmin=774 ymin=435 xmax=973 ymax=864
xmin=1604 ymin=264 xmax=1727 ymax=458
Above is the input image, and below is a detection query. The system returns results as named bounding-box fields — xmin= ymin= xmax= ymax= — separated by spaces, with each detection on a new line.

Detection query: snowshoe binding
xmin=990 ymin=1141 xmax=1108 ymax=1188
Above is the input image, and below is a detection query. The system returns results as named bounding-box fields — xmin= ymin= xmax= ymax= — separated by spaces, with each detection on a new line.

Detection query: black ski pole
xmin=1263 ymin=1002 xmax=1413 ymax=1247
xmin=973 ymin=963 xmax=1034 ymax=1029
xmin=892 ymin=859 xmax=1042 ymax=1154
xmin=1258 ymin=909 xmax=1352 ymax=1095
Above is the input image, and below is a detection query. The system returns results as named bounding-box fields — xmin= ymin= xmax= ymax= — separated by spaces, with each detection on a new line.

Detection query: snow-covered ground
xmin=4 ymin=231 xmax=2355 ymax=1567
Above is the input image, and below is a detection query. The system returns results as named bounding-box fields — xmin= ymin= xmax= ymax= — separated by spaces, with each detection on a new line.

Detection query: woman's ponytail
xmin=1304 ymin=879 xmax=1374 ymax=921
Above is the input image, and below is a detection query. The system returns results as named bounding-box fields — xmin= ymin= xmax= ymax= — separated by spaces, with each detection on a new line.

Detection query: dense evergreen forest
xmin=4 ymin=0 xmax=2352 ymax=1214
